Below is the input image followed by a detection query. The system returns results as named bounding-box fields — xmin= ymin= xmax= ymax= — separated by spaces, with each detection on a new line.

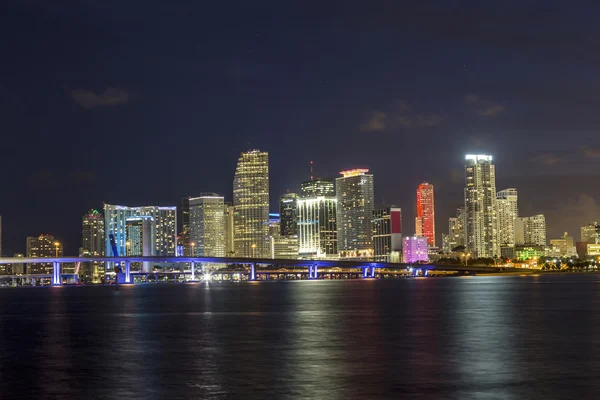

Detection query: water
xmin=1 ymin=275 xmax=600 ymax=399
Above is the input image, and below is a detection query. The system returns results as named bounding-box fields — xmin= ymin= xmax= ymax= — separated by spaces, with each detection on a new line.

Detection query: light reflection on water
xmin=1 ymin=276 xmax=600 ymax=398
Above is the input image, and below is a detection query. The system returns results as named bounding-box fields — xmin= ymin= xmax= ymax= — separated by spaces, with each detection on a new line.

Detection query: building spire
xmin=310 ymin=160 xmax=313 ymax=181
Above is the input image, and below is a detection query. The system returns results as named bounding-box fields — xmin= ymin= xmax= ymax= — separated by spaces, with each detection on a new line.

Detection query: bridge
xmin=0 ymin=256 xmax=536 ymax=286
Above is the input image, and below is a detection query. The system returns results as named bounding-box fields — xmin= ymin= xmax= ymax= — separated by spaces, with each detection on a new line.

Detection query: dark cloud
xmin=71 ymin=88 xmax=130 ymax=109
xmin=464 ymin=94 xmax=506 ymax=117
xmin=581 ymin=146 xmax=600 ymax=159
xmin=28 ymin=168 xmax=56 ymax=190
xmin=360 ymin=101 xmax=443 ymax=132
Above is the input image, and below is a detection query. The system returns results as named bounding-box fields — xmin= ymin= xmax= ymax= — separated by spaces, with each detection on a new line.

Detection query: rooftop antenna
xmin=310 ymin=160 xmax=314 ymax=181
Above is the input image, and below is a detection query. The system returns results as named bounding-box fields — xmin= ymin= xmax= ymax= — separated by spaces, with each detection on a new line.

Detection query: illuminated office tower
xmin=126 ymin=216 xmax=155 ymax=273
xmin=373 ymin=206 xmax=402 ymax=262
xmin=415 ymin=182 xmax=435 ymax=246
xmin=189 ymin=194 xmax=225 ymax=257
xmin=336 ymin=169 xmax=375 ymax=259
xmin=180 ymin=197 xmax=191 ymax=256
xmin=80 ymin=209 xmax=105 ymax=282
xmin=270 ymin=236 xmax=300 ymax=259
xmin=233 ymin=150 xmax=270 ymax=258
xmin=515 ymin=214 xmax=546 ymax=246
xmin=269 ymin=213 xmax=281 ymax=237
xmin=297 ymin=179 xmax=337 ymax=258
xmin=26 ymin=234 xmax=63 ymax=274
xmin=104 ymin=204 xmax=177 ymax=258
xmin=224 ymin=203 xmax=235 ymax=256
xmin=581 ymin=222 xmax=600 ymax=244
xmin=464 ymin=155 xmax=497 ymax=258
xmin=279 ymin=193 xmax=298 ymax=237
xmin=0 ymin=215 xmax=2 ymax=257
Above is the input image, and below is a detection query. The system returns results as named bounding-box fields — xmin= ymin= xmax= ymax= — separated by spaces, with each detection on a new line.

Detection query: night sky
xmin=1 ymin=0 xmax=600 ymax=255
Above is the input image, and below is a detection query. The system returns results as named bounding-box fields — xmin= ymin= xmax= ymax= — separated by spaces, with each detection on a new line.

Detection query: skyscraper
xmin=0 ymin=215 xmax=2 ymax=257
xmin=104 ymin=204 xmax=177 ymax=257
xmin=496 ymin=188 xmax=518 ymax=254
xmin=224 ymin=203 xmax=235 ymax=256
xmin=279 ymin=193 xmax=298 ymax=237
xmin=180 ymin=197 xmax=191 ymax=256
xmin=297 ymin=179 xmax=337 ymax=258
xmin=464 ymin=155 xmax=497 ymax=258
xmin=26 ymin=234 xmax=63 ymax=274
xmin=189 ymin=194 xmax=225 ymax=257
xmin=80 ymin=209 xmax=105 ymax=282
xmin=373 ymin=206 xmax=402 ymax=262
xmin=415 ymin=182 xmax=435 ymax=246
xmin=233 ymin=150 xmax=270 ymax=258
xmin=336 ymin=169 xmax=375 ymax=259
xmin=515 ymin=214 xmax=546 ymax=246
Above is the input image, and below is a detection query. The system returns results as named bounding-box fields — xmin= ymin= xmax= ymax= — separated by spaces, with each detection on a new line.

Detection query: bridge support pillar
xmin=250 ymin=263 xmax=256 ymax=281
xmin=52 ymin=262 xmax=61 ymax=286
xmin=421 ymin=268 xmax=428 ymax=277
xmin=190 ymin=261 xmax=196 ymax=281
xmin=362 ymin=267 xmax=368 ymax=278
xmin=369 ymin=266 xmax=376 ymax=278
xmin=312 ymin=264 xmax=318 ymax=279
xmin=125 ymin=261 xmax=131 ymax=284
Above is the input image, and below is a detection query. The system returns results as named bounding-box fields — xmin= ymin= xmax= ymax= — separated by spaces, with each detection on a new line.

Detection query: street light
xmin=252 ymin=243 xmax=256 ymax=258
xmin=53 ymin=242 xmax=60 ymax=257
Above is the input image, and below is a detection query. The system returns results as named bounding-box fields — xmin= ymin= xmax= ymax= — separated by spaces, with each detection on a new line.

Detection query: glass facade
xmin=233 ymin=150 xmax=270 ymax=258
xmin=103 ymin=204 xmax=177 ymax=258
xmin=297 ymin=196 xmax=337 ymax=258
xmin=279 ymin=193 xmax=298 ymax=237
xmin=464 ymin=155 xmax=497 ymax=258
xmin=373 ymin=206 xmax=402 ymax=262
xmin=189 ymin=194 xmax=225 ymax=257
xmin=336 ymin=169 xmax=375 ymax=259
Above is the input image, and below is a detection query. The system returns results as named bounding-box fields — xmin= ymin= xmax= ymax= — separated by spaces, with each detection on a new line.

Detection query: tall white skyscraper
xmin=496 ymin=188 xmax=518 ymax=248
xmin=233 ymin=150 xmax=270 ymax=258
xmin=336 ymin=169 xmax=375 ymax=259
xmin=189 ymin=194 xmax=225 ymax=257
xmin=104 ymin=204 xmax=177 ymax=257
xmin=464 ymin=155 xmax=497 ymax=258
xmin=297 ymin=179 xmax=337 ymax=259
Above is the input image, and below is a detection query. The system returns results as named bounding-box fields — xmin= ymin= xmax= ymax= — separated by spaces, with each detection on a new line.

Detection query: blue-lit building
xmin=104 ymin=204 xmax=177 ymax=259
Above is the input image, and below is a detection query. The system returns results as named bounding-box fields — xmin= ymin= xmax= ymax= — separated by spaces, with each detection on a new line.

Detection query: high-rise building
xmin=297 ymin=179 xmax=337 ymax=258
xmin=104 ymin=204 xmax=177 ymax=258
xmin=189 ymin=194 xmax=225 ymax=257
xmin=464 ymin=155 xmax=497 ymax=258
xmin=268 ymin=213 xmax=281 ymax=237
xmin=373 ymin=206 xmax=402 ymax=262
xmin=233 ymin=150 xmax=270 ymax=258
xmin=270 ymin=235 xmax=299 ymax=259
xmin=0 ymin=215 xmax=2 ymax=257
xmin=515 ymin=214 xmax=546 ymax=246
xmin=443 ymin=208 xmax=466 ymax=253
xmin=496 ymin=188 xmax=518 ymax=245
xmin=549 ymin=232 xmax=576 ymax=257
xmin=402 ymin=236 xmax=429 ymax=263
xmin=581 ymin=222 xmax=600 ymax=244
xmin=80 ymin=209 xmax=105 ymax=282
xmin=224 ymin=203 xmax=235 ymax=256
xmin=336 ymin=169 xmax=375 ymax=259
xmin=26 ymin=234 xmax=63 ymax=274
xmin=180 ymin=197 xmax=191 ymax=256
xmin=279 ymin=193 xmax=298 ymax=237
xmin=415 ymin=183 xmax=435 ymax=246
xmin=125 ymin=216 xmax=155 ymax=256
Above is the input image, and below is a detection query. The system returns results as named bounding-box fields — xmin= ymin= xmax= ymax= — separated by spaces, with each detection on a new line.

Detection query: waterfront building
xmin=549 ymin=232 xmax=576 ymax=257
xmin=26 ymin=234 xmax=63 ymax=274
xmin=189 ymin=194 xmax=225 ymax=257
xmin=180 ymin=197 xmax=191 ymax=256
xmin=586 ymin=244 xmax=600 ymax=257
xmin=581 ymin=222 xmax=600 ymax=244
xmin=373 ymin=206 xmax=402 ymax=262
xmin=298 ymin=179 xmax=337 ymax=258
xmin=270 ymin=235 xmax=299 ymax=259
xmin=103 ymin=204 xmax=177 ymax=258
xmin=233 ymin=150 xmax=270 ymax=258
xmin=415 ymin=183 xmax=435 ymax=246
xmin=402 ymin=236 xmax=429 ymax=263
xmin=224 ymin=203 xmax=235 ymax=256
xmin=268 ymin=213 xmax=281 ymax=237
xmin=515 ymin=215 xmax=546 ymax=246
xmin=464 ymin=155 xmax=497 ymax=258
xmin=0 ymin=215 xmax=2 ymax=257
xmin=514 ymin=244 xmax=545 ymax=261
xmin=336 ymin=169 xmax=375 ymax=259
xmin=80 ymin=209 xmax=105 ymax=282
xmin=496 ymin=188 xmax=518 ymax=243
xmin=279 ymin=193 xmax=298 ymax=237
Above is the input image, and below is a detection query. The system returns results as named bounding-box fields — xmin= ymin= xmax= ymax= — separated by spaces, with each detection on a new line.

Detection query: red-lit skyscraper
xmin=416 ymin=182 xmax=435 ymax=246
